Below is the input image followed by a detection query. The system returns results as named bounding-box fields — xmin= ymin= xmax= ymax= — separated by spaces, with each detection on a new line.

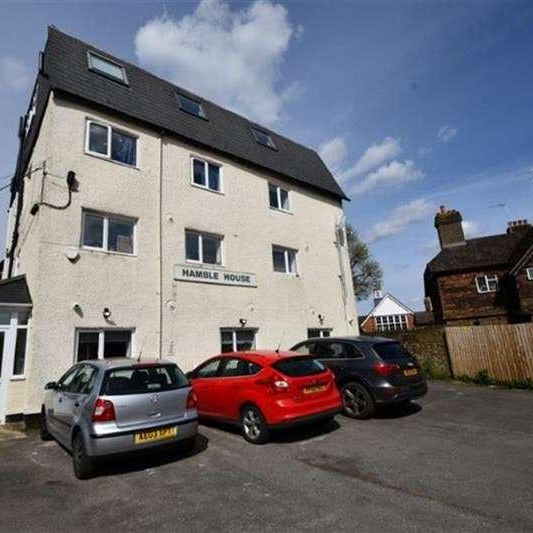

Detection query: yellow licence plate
xmin=134 ymin=426 xmax=177 ymax=445
xmin=303 ymin=384 xmax=327 ymax=395
xmin=404 ymin=369 xmax=418 ymax=377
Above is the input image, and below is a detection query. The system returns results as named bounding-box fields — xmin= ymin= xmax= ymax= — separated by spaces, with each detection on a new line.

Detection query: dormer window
xmin=178 ymin=94 xmax=206 ymax=119
xmin=252 ymin=127 xmax=276 ymax=149
xmin=88 ymin=51 xmax=128 ymax=84
xmin=476 ymin=274 xmax=498 ymax=294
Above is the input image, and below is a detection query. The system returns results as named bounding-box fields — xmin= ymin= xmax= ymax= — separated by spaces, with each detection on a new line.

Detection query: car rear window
xmin=373 ymin=342 xmax=412 ymax=361
xmin=102 ymin=364 xmax=189 ymax=395
xmin=273 ymin=357 xmax=326 ymax=377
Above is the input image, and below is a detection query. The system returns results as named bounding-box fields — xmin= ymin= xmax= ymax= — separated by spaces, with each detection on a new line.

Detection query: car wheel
xmin=72 ymin=433 xmax=95 ymax=480
xmin=39 ymin=407 xmax=53 ymax=441
xmin=240 ymin=405 xmax=269 ymax=444
xmin=341 ymin=382 xmax=375 ymax=419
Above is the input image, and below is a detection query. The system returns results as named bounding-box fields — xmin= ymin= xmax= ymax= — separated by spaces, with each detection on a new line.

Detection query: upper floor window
xmin=88 ymin=51 xmax=128 ymax=84
xmin=178 ymin=94 xmax=206 ymax=119
xmin=82 ymin=210 xmax=136 ymax=255
xmin=192 ymin=157 xmax=222 ymax=192
xmin=476 ymin=274 xmax=499 ymax=294
xmin=86 ymin=120 xmax=137 ymax=167
xmin=77 ymin=329 xmax=132 ymax=362
xmin=272 ymin=245 xmax=297 ymax=274
xmin=220 ymin=329 xmax=257 ymax=353
xmin=527 ymin=267 xmax=533 ymax=281
xmin=251 ymin=127 xmax=276 ymax=149
xmin=269 ymin=183 xmax=290 ymax=211
xmin=185 ymin=230 xmax=222 ymax=265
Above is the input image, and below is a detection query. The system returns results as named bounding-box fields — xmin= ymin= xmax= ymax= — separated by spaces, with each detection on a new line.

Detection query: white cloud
xmin=135 ymin=0 xmax=298 ymax=125
xmin=368 ymin=198 xmax=434 ymax=243
xmin=437 ymin=125 xmax=458 ymax=143
xmin=0 ymin=57 xmax=32 ymax=90
xmin=350 ymin=159 xmax=424 ymax=195
xmin=462 ymin=220 xmax=480 ymax=238
xmin=318 ymin=137 xmax=347 ymax=172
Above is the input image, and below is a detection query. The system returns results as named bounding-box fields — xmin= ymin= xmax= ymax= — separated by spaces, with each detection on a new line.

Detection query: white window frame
xmin=185 ymin=230 xmax=224 ymax=266
xmin=177 ymin=94 xmax=206 ymax=119
xmin=475 ymin=274 xmax=499 ymax=294
xmin=190 ymin=157 xmax=223 ymax=193
xmin=220 ymin=328 xmax=257 ymax=352
xmin=75 ymin=329 xmax=134 ymax=363
xmin=376 ymin=315 xmax=408 ymax=332
xmin=85 ymin=119 xmax=138 ymax=168
xmin=87 ymin=51 xmax=128 ymax=84
xmin=527 ymin=267 xmax=533 ymax=281
xmin=272 ymin=245 xmax=298 ymax=275
xmin=307 ymin=328 xmax=332 ymax=338
xmin=269 ymin=183 xmax=290 ymax=212
xmin=81 ymin=210 xmax=136 ymax=256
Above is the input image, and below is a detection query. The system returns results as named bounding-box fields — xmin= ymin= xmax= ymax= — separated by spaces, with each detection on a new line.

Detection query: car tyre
xmin=240 ymin=405 xmax=269 ymax=444
xmin=39 ymin=407 xmax=53 ymax=441
xmin=72 ymin=433 xmax=95 ymax=480
xmin=341 ymin=382 xmax=375 ymax=420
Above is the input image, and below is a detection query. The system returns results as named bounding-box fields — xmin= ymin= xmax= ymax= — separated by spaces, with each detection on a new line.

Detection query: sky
xmin=1 ymin=0 xmax=533 ymax=313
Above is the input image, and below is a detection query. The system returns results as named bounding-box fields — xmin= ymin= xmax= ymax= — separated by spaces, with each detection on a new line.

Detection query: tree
xmin=345 ymin=223 xmax=383 ymax=301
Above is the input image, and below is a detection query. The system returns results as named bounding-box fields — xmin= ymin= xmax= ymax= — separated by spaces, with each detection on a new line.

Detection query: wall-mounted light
xmin=103 ymin=307 xmax=112 ymax=319
xmin=239 ymin=318 xmax=247 ymax=327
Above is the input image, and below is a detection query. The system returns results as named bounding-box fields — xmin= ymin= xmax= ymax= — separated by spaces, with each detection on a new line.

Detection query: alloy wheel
xmin=343 ymin=386 xmax=368 ymax=417
xmin=242 ymin=408 xmax=262 ymax=440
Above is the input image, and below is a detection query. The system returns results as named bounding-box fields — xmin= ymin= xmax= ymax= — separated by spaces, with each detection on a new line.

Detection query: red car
xmin=187 ymin=351 xmax=342 ymax=444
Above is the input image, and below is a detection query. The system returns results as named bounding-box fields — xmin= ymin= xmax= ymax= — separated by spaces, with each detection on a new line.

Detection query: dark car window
xmin=57 ymin=366 xmax=81 ymax=392
xmin=102 ymin=364 xmax=188 ymax=395
xmin=315 ymin=341 xmax=364 ymax=359
xmin=273 ymin=357 xmax=326 ymax=377
xmin=196 ymin=358 xmax=222 ymax=378
xmin=220 ymin=358 xmax=262 ymax=377
xmin=70 ymin=365 xmax=98 ymax=394
xmin=373 ymin=342 xmax=412 ymax=361
xmin=292 ymin=342 xmax=315 ymax=355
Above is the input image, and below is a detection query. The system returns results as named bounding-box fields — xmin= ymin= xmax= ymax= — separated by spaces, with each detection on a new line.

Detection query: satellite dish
xmin=65 ymin=247 xmax=80 ymax=261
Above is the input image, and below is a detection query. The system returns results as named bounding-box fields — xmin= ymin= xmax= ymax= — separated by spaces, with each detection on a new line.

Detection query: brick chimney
xmin=434 ymin=206 xmax=465 ymax=249
xmin=506 ymin=219 xmax=531 ymax=235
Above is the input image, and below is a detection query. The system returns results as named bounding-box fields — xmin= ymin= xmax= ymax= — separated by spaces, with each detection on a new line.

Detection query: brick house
xmin=359 ymin=291 xmax=416 ymax=333
xmin=424 ymin=207 xmax=533 ymax=325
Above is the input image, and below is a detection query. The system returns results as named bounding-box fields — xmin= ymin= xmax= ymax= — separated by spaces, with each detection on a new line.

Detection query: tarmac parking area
xmin=1 ymin=381 xmax=532 ymax=532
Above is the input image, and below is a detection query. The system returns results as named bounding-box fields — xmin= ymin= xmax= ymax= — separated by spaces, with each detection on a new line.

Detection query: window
xmin=476 ymin=274 xmax=499 ymax=294
xmin=273 ymin=357 xmax=326 ymax=377
xmin=269 ymin=184 xmax=290 ymax=211
xmin=527 ymin=267 xmax=533 ymax=281
xmin=76 ymin=330 xmax=133 ymax=362
xmin=292 ymin=342 xmax=315 ymax=355
xmin=196 ymin=359 xmax=222 ymax=378
xmin=307 ymin=328 xmax=331 ymax=339
xmin=88 ymin=52 xmax=128 ymax=84
xmin=375 ymin=315 xmax=408 ymax=332
xmin=373 ymin=342 xmax=412 ymax=361
xmin=314 ymin=342 xmax=362 ymax=359
xmin=12 ymin=310 xmax=29 ymax=377
xmin=272 ymin=246 xmax=297 ymax=274
xmin=192 ymin=158 xmax=222 ymax=192
xmin=103 ymin=365 xmax=188 ymax=395
xmin=220 ymin=358 xmax=262 ymax=377
xmin=57 ymin=366 xmax=82 ymax=392
xmin=185 ymin=230 xmax=222 ymax=265
xmin=69 ymin=365 xmax=99 ymax=395
xmin=178 ymin=94 xmax=206 ymax=119
xmin=251 ymin=127 xmax=276 ymax=149
xmin=86 ymin=120 xmax=137 ymax=166
xmin=82 ymin=211 xmax=135 ymax=254
xmin=220 ymin=329 xmax=256 ymax=353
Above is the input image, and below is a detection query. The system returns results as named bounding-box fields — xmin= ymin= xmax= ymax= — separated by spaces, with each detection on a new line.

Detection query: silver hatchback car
xmin=40 ymin=358 xmax=198 ymax=479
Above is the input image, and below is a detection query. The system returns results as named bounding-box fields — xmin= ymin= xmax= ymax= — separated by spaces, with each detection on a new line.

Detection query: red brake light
xmin=373 ymin=361 xmax=400 ymax=377
xmin=187 ymin=390 xmax=197 ymax=410
xmin=92 ymin=398 xmax=116 ymax=422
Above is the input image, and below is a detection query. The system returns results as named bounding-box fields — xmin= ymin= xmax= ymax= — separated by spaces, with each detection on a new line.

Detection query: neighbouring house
xmin=424 ymin=206 xmax=533 ymax=325
xmin=359 ymin=291 xmax=416 ymax=333
xmin=0 ymin=27 xmax=358 ymax=424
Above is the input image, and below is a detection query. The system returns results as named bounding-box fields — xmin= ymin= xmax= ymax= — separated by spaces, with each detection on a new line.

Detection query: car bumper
xmin=268 ymin=407 xmax=342 ymax=429
xmin=374 ymin=381 xmax=428 ymax=404
xmin=85 ymin=417 xmax=199 ymax=457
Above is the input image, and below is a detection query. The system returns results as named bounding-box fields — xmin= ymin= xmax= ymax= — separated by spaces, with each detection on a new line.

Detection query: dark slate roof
xmin=426 ymin=230 xmax=532 ymax=274
xmin=35 ymin=27 xmax=346 ymax=201
xmin=0 ymin=275 xmax=32 ymax=305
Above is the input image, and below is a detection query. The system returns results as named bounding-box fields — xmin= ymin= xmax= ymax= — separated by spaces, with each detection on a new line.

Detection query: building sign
xmin=174 ymin=264 xmax=257 ymax=288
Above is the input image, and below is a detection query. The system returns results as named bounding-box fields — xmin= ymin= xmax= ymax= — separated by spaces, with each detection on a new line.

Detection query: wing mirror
xmin=185 ymin=371 xmax=196 ymax=380
xmin=44 ymin=381 xmax=58 ymax=390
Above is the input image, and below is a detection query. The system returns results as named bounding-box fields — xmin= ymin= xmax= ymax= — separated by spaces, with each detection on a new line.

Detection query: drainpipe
xmin=158 ymin=134 xmax=164 ymax=358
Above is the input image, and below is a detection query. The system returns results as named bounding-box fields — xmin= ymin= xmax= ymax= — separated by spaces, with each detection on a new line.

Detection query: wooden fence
xmin=445 ymin=323 xmax=533 ymax=382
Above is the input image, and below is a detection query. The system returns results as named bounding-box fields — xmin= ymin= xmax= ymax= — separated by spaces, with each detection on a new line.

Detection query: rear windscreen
xmin=102 ymin=365 xmax=189 ymax=395
xmin=373 ymin=342 xmax=412 ymax=361
xmin=273 ymin=357 xmax=326 ymax=377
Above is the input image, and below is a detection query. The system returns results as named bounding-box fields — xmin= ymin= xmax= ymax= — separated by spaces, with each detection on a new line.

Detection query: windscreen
xmin=273 ymin=357 xmax=326 ymax=377
xmin=102 ymin=364 xmax=188 ymax=395
xmin=373 ymin=342 xmax=413 ymax=361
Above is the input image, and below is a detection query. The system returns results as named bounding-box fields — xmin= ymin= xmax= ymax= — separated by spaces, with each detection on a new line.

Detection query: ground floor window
xmin=220 ymin=329 xmax=256 ymax=353
xmin=307 ymin=328 xmax=331 ymax=338
xmin=76 ymin=329 xmax=133 ymax=362
xmin=375 ymin=315 xmax=408 ymax=332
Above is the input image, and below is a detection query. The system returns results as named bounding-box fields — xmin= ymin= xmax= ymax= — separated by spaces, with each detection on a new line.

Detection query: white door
xmin=0 ymin=329 xmax=9 ymax=423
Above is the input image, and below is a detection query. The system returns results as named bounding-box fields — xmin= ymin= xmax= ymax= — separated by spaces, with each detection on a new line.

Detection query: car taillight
xmin=272 ymin=379 xmax=289 ymax=392
xmin=92 ymin=398 xmax=116 ymax=422
xmin=373 ymin=361 xmax=400 ymax=377
xmin=187 ymin=390 xmax=197 ymax=410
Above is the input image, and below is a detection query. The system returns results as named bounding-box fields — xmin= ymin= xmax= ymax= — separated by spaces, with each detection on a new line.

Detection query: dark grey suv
xmin=290 ymin=336 xmax=427 ymax=419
